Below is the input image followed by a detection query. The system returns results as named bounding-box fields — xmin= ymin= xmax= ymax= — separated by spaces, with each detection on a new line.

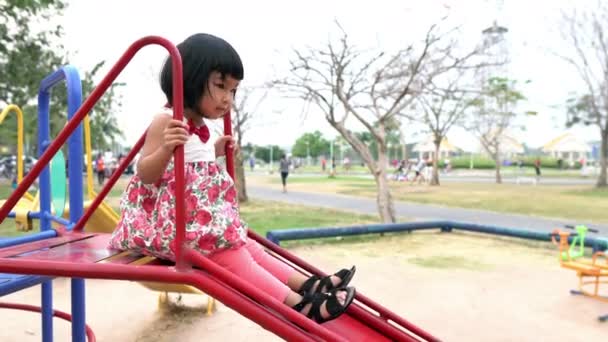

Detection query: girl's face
xmin=198 ymin=71 xmax=240 ymax=119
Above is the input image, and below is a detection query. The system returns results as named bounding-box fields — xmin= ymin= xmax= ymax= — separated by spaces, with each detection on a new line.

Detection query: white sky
xmin=58 ymin=0 xmax=598 ymax=151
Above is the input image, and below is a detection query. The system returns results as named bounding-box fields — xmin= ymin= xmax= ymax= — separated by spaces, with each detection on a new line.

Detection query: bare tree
xmin=411 ymin=68 xmax=480 ymax=185
xmin=232 ymin=86 xmax=268 ymax=202
xmin=560 ymin=3 xmax=608 ymax=188
xmin=470 ymin=77 xmax=526 ymax=184
xmin=275 ymin=20 xmax=481 ymax=223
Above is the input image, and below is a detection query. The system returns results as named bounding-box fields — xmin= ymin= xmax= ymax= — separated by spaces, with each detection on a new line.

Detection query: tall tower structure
xmin=481 ymin=0 xmax=509 ymax=81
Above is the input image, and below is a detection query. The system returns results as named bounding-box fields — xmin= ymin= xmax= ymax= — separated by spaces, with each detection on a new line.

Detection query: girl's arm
xmin=137 ymin=114 xmax=189 ymax=184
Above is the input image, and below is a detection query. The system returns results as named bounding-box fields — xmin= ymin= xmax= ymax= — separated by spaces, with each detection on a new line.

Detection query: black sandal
xmin=292 ymin=286 xmax=356 ymax=324
xmin=298 ymin=266 xmax=356 ymax=295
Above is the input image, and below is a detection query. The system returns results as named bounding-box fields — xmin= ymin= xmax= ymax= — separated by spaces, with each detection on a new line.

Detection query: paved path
xmin=247 ymin=186 xmax=608 ymax=235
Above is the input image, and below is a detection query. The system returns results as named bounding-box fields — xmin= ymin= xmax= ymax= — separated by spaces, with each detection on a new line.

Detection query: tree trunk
xmin=234 ymin=150 xmax=249 ymax=202
xmin=493 ymin=153 xmax=502 ymax=184
xmin=431 ymin=140 xmax=440 ymax=186
xmin=374 ymin=169 xmax=396 ymax=223
xmin=374 ymin=145 xmax=396 ymax=223
xmin=597 ymin=131 xmax=608 ymax=188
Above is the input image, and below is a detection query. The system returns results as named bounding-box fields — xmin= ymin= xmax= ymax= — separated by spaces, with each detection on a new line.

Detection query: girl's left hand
xmin=214 ymin=135 xmax=238 ymax=157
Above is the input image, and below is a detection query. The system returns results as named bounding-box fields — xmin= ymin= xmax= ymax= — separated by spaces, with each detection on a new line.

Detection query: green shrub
xmin=446 ymin=156 xmax=496 ymax=169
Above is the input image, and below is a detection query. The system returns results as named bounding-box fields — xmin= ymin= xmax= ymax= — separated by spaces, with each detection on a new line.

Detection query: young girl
xmin=108 ymin=33 xmax=356 ymax=324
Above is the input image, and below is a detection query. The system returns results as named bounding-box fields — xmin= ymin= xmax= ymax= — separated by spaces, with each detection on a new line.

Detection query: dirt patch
xmin=0 ymin=232 xmax=605 ymax=341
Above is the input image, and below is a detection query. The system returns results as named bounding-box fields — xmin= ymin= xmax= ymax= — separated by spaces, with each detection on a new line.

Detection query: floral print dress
xmin=108 ymin=157 xmax=248 ymax=261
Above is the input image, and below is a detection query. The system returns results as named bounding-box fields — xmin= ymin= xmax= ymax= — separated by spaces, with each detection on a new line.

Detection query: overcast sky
xmin=58 ymin=0 xmax=597 ymax=151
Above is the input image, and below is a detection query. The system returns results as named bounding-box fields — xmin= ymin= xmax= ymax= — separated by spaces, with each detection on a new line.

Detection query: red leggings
xmin=208 ymin=238 xmax=296 ymax=302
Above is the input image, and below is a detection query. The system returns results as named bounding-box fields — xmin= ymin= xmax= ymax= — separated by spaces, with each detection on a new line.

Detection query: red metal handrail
xmin=72 ymin=132 xmax=146 ymax=233
xmin=248 ymin=230 xmax=438 ymax=341
xmin=0 ymin=302 xmax=96 ymax=341
xmin=0 ymin=257 xmax=321 ymax=341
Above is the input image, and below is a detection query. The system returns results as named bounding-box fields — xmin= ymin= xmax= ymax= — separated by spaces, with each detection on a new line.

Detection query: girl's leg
xmin=244 ymin=238 xmax=294 ymax=284
xmin=244 ymin=238 xmax=350 ymax=293
xmin=208 ymin=246 xmax=351 ymax=322
xmin=208 ymin=246 xmax=291 ymax=302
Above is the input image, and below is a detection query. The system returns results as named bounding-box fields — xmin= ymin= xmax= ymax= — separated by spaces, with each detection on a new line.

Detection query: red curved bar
xmin=0 ymin=35 xmax=190 ymax=269
xmin=71 ymin=132 xmax=146 ymax=233
xmin=223 ymin=112 xmax=235 ymax=179
xmin=0 ymin=302 xmax=96 ymax=342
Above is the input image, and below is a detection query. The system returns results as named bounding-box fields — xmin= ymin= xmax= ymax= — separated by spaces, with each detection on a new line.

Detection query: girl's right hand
xmin=162 ymin=119 xmax=190 ymax=153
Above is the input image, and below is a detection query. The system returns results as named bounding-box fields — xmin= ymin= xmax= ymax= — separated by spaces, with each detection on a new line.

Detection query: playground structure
xmin=0 ymin=102 xmax=208 ymax=312
xmin=267 ymin=221 xmax=608 ymax=252
xmin=0 ymin=104 xmax=38 ymax=231
xmin=0 ymin=36 xmax=439 ymax=342
xmin=551 ymin=225 xmax=608 ymax=322
xmin=0 ymin=103 xmax=118 ymax=234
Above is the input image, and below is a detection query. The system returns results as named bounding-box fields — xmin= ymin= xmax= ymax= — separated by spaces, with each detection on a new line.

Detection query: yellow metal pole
xmin=84 ymin=115 xmax=95 ymax=200
xmin=0 ymin=104 xmax=24 ymax=183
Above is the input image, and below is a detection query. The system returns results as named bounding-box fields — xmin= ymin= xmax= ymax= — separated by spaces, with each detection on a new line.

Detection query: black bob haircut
xmin=160 ymin=33 xmax=244 ymax=109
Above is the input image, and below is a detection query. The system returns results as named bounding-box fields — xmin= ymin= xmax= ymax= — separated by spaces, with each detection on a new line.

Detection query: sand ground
xmin=0 ymin=231 xmax=606 ymax=342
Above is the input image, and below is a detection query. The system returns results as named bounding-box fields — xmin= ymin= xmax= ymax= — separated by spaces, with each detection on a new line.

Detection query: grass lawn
xmin=251 ymin=174 xmax=608 ymax=224
xmin=239 ymin=199 xmax=377 ymax=238
xmin=0 ymin=176 xmax=378 ymax=239
xmin=285 ymin=164 xmax=591 ymax=178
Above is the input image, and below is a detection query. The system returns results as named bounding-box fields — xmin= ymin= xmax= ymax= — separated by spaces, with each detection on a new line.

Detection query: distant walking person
xmin=279 ymin=154 xmax=291 ymax=193
xmin=249 ymin=155 xmax=255 ymax=171
xmin=411 ymin=158 xmax=427 ymax=185
xmin=95 ymin=154 xmax=105 ymax=186
xmin=534 ymin=157 xmax=541 ymax=183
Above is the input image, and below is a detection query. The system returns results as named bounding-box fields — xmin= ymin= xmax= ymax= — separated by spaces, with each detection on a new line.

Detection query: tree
xmin=0 ymin=1 xmax=124 ymax=158
xmin=254 ymin=145 xmax=283 ymax=165
xmin=560 ymin=3 xmax=608 ymax=188
xmin=414 ymin=68 xmax=479 ymax=185
xmin=291 ymin=131 xmax=331 ymax=160
xmin=231 ymin=86 xmax=268 ymax=202
xmin=470 ymin=77 xmax=526 ymax=184
xmin=275 ymin=20 xmax=482 ymax=223
xmin=76 ymin=62 xmax=125 ymax=153
xmin=0 ymin=0 xmax=66 ymax=154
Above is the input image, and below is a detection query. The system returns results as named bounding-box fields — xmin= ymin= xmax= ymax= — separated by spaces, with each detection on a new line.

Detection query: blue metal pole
xmin=41 ymin=281 xmax=53 ymax=342
xmin=37 ymin=88 xmax=52 ymax=233
xmin=265 ymin=220 xmax=608 ymax=251
xmin=37 ymin=67 xmax=54 ymax=342
xmin=0 ymin=230 xmax=57 ymax=249
xmin=266 ymin=221 xmax=450 ymax=244
xmin=38 ymin=65 xmax=86 ymax=342
xmin=65 ymin=65 xmax=86 ymax=342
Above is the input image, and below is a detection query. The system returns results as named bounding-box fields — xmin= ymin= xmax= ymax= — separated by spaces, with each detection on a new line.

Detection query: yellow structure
xmin=0 ymin=105 xmax=38 ymax=231
xmin=0 ymin=106 xmax=119 ymax=232
xmin=68 ymin=115 xmax=120 ymax=233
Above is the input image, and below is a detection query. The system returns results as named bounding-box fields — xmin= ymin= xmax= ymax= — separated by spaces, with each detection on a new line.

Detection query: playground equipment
xmin=59 ymin=114 xmax=120 ymax=234
xmin=0 ymin=104 xmax=37 ymax=231
xmin=550 ymin=225 xmax=608 ymax=322
xmin=0 ymin=65 xmax=214 ymax=338
xmin=0 ymin=65 xmax=87 ymax=341
xmin=0 ymin=104 xmax=117 ymax=233
xmin=267 ymin=220 xmax=608 ymax=251
xmin=0 ymin=36 xmax=438 ymax=342
xmin=552 ymin=224 xmax=597 ymax=261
